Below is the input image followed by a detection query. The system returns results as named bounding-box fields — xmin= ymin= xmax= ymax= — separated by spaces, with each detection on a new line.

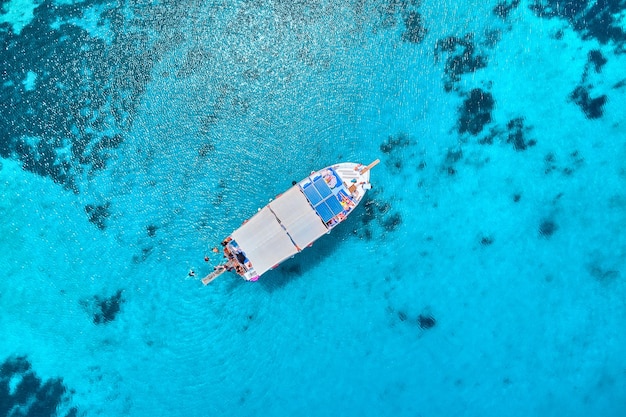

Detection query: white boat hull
xmin=202 ymin=160 xmax=378 ymax=284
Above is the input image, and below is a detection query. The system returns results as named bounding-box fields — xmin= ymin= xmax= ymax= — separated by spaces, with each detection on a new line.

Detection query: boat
xmin=201 ymin=159 xmax=380 ymax=285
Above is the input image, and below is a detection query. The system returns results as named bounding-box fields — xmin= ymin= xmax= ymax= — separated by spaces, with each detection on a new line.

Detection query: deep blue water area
xmin=1 ymin=0 xmax=625 ymax=416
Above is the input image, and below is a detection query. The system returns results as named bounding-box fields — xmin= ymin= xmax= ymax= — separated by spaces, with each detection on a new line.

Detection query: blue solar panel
xmin=326 ymin=195 xmax=345 ymax=216
xmin=315 ymin=202 xmax=334 ymax=222
xmin=313 ymin=177 xmax=332 ymax=198
xmin=303 ymin=183 xmax=322 ymax=205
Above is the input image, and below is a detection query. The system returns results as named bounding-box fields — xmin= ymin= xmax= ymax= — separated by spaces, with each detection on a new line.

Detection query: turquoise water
xmin=1 ymin=0 xmax=626 ymax=416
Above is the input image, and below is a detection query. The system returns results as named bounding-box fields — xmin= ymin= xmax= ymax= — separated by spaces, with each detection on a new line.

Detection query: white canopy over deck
xmin=269 ymin=186 xmax=329 ymax=248
xmin=230 ymin=186 xmax=329 ymax=276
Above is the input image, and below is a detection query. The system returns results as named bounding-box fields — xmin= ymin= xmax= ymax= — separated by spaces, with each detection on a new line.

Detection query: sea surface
xmin=1 ymin=1 xmax=626 ymax=416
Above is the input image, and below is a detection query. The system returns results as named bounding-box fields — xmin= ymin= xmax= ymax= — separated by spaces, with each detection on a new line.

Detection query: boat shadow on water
xmin=257 ymin=214 xmax=360 ymax=292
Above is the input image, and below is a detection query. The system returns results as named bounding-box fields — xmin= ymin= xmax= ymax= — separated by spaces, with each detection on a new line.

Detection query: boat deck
xmin=298 ymin=166 xmax=356 ymax=228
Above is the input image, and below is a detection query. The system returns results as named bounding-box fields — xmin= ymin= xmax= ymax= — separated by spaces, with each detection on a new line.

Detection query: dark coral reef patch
xmin=417 ymin=314 xmax=436 ymax=329
xmin=475 ymin=115 xmax=537 ymax=151
xmin=538 ymin=219 xmax=558 ymax=238
xmin=381 ymin=212 xmax=403 ymax=232
xmin=85 ymin=202 xmax=111 ymax=231
xmin=380 ymin=133 xmax=415 ymax=173
xmin=458 ymin=88 xmax=495 ymax=135
xmin=570 ymin=86 xmax=607 ymax=119
xmin=588 ymin=263 xmax=621 ymax=283
xmin=1 ymin=355 xmax=77 ymax=417
xmin=391 ymin=307 xmax=437 ymax=331
xmin=360 ymin=191 xmax=402 ymax=239
xmin=0 ymin=0 xmax=184 ymax=191
xmin=402 ymin=11 xmax=428 ymax=43
xmin=543 ymin=151 xmax=584 ymax=175
xmin=80 ymin=289 xmax=125 ymax=325
xmin=587 ymin=49 xmax=608 ymax=73
xmin=378 ymin=0 xmax=427 ymax=44
xmin=146 ymin=224 xmax=158 ymax=237
xmin=506 ymin=117 xmax=536 ymax=151
xmin=493 ymin=0 xmax=521 ymax=20
xmin=441 ymin=146 xmax=463 ymax=175
xmin=380 ymin=133 xmax=413 ymax=154
xmin=435 ymin=34 xmax=488 ymax=92
xmin=530 ymin=0 xmax=626 ymax=50
xmin=568 ymin=49 xmax=609 ymax=119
